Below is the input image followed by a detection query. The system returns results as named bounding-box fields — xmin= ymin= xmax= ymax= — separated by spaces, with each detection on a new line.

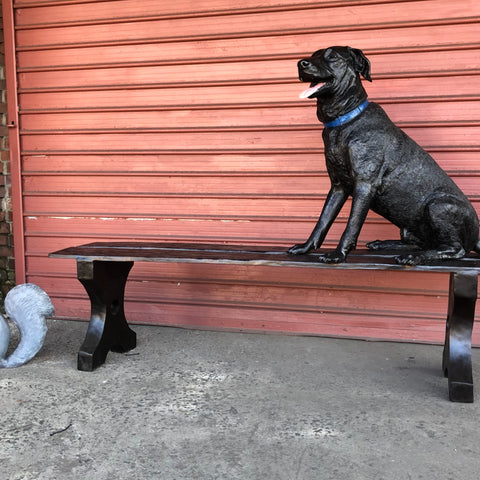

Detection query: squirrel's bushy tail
xmin=0 ymin=284 xmax=54 ymax=368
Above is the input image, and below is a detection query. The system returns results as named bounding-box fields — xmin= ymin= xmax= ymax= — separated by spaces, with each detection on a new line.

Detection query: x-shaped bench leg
xmin=443 ymin=271 xmax=478 ymax=402
xmin=76 ymin=260 xmax=136 ymax=371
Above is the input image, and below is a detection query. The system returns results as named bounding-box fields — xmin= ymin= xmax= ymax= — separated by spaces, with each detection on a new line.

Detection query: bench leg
xmin=442 ymin=271 xmax=477 ymax=402
xmin=76 ymin=260 xmax=136 ymax=371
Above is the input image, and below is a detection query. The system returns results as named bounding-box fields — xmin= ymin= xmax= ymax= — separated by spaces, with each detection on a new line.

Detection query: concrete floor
xmin=1 ymin=319 xmax=480 ymax=480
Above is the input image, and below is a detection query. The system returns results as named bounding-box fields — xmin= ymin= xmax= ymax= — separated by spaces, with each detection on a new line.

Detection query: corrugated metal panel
xmin=6 ymin=0 xmax=480 ymax=343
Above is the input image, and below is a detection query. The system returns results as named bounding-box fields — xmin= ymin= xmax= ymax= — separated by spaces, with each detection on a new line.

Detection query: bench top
xmin=49 ymin=242 xmax=480 ymax=274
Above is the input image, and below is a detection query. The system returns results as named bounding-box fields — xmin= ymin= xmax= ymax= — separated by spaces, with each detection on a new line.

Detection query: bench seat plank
xmin=50 ymin=241 xmax=480 ymax=273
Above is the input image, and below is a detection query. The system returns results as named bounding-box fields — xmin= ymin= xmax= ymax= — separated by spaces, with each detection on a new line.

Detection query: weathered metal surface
xmin=5 ymin=0 xmax=480 ymax=341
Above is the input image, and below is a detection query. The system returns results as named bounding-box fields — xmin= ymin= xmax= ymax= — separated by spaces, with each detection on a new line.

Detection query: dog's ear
xmin=347 ymin=47 xmax=372 ymax=82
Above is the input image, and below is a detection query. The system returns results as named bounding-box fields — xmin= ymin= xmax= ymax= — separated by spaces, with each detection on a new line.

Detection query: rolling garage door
xmin=3 ymin=0 xmax=480 ymax=343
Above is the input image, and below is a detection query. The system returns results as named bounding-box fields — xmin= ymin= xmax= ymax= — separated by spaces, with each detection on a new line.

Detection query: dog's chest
xmin=323 ymin=129 xmax=355 ymax=185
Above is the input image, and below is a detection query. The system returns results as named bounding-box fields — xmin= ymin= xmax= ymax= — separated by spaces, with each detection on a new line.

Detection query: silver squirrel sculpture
xmin=0 ymin=283 xmax=55 ymax=368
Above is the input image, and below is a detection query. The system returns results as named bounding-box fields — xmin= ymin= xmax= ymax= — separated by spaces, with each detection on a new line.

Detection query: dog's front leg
xmin=319 ymin=182 xmax=373 ymax=263
xmin=288 ymin=185 xmax=348 ymax=255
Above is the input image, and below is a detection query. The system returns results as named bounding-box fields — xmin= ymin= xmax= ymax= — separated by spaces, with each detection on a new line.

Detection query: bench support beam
xmin=77 ymin=260 xmax=136 ymax=371
xmin=443 ymin=271 xmax=478 ymax=402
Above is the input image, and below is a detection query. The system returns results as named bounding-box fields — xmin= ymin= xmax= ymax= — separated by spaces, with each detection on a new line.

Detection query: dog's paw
xmin=287 ymin=243 xmax=312 ymax=255
xmin=366 ymin=240 xmax=383 ymax=250
xmin=318 ymin=250 xmax=346 ymax=264
xmin=395 ymin=253 xmax=422 ymax=266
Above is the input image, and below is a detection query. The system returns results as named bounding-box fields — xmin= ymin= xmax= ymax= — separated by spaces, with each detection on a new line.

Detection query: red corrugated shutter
xmin=4 ymin=0 xmax=480 ymax=343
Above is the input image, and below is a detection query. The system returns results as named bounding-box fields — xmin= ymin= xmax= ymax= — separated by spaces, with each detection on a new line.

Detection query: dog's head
xmin=298 ymin=46 xmax=371 ymax=101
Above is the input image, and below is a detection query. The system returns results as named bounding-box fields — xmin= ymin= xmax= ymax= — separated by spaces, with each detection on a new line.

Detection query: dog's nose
xmin=299 ymin=60 xmax=311 ymax=68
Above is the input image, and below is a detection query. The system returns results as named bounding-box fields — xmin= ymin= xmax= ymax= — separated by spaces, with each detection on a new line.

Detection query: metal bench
xmin=49 ymin=242 xmax=480 ymax=402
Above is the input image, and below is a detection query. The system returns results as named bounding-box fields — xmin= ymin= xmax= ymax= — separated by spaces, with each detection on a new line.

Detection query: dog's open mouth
xmin=299 ymin=82 xmax=326 ymax=99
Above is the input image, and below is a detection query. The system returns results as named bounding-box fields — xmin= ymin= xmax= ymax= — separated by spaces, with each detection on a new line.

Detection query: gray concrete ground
xmin=1 ymin=319 xmax=480 ymax=480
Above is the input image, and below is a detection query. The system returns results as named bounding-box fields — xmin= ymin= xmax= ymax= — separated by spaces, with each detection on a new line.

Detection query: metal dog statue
xmin=288 ymin=46 xmax=480 ymax=265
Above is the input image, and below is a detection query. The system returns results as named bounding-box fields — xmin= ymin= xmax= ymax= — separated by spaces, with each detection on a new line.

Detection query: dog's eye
xmin=324 ymin=49 xmax=337 ymax=60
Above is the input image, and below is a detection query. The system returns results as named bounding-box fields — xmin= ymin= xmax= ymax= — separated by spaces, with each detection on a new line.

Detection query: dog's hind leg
xmin=395 ymin=198 xmax=468 ymax=265
xmin=367 ymin=228 xmax=422 ymax=251
xmin=396 ymin=244 xmax=465 ymax=265
xmin=474 ymin=240 xmax=480 ymax=254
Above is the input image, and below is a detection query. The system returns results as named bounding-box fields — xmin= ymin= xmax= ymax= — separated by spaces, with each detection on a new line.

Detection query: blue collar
xmin=323 ymin=100 xmax=369 ymax=128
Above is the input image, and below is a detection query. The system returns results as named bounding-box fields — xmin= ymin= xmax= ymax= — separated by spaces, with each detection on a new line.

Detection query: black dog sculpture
xmin=288 ymin=46 xmax=480 ymax=265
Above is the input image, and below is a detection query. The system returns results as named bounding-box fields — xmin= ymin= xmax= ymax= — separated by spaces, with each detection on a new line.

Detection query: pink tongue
xmin=299 ymin=83 xmax=323 ymax=99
